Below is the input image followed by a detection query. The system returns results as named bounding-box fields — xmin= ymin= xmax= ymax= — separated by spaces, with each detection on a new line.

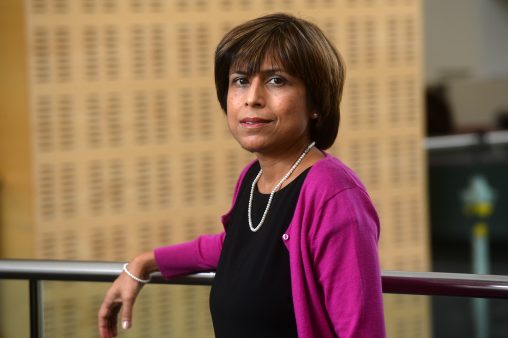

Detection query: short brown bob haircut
xmin=214 ymin=13 xmax=345 ymax=150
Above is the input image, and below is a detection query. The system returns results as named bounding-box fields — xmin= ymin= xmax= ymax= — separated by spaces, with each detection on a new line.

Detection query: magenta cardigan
xmin=154 ymin=153 xmax=386 ymax=338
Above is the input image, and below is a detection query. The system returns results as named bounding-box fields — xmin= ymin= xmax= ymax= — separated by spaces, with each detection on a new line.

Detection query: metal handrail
xmin=1 ymin=259 xmax=508 ymax=338
xmin=1 ymin=259 xmax=508 ymax=298
xmin=425 ymin=130 xmax=508 ymax=150
xmin=0 ymin=259 xmax=213 ymax=285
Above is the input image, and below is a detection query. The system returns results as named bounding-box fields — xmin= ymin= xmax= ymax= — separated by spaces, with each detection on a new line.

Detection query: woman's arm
xmin=311 ymin=188 xmax=386 ymax=338
xmin=98 ymin=251 xmax=157 ymax=338
xmin=98 ymin=232 xmax=225 ymax=338
xmin=154 ymin=232 xmax=225 ymax=278
xmin=97 ymin=159 xmax=248 ymax=337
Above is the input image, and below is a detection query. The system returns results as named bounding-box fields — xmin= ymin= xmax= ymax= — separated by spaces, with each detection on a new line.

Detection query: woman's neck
xmin=255 ymin=142 xmax=324 ymax=194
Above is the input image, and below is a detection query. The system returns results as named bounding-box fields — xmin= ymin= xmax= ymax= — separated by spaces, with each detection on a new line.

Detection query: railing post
xmin=29 ymin=279 xmax=43 ymax=338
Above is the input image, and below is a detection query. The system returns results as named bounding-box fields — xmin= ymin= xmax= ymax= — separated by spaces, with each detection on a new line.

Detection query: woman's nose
xmin=245 ymin=78 xmax=265 ymax=107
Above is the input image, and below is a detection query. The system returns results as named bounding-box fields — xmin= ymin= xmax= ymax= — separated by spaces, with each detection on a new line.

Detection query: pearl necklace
xmin=248 ymin=142 xmax=316 ymax=232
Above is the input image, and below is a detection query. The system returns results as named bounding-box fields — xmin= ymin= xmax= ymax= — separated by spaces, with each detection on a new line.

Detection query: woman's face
xmin=226 ymin=57 xmax=314 ymax=156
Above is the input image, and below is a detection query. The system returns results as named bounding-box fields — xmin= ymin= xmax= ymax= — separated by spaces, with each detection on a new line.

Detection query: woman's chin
xmin=239 ymin=144 xmax=262 ymax=154
xmin=237 ymin=140 xmax=270 ymax=154
xmin=231 ymin=136 xmax=264 ymax=153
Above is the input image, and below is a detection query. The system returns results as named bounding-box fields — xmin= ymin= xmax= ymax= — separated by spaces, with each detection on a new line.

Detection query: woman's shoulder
xmin=304 ymin=152 xmax=368 ymax=196
xmin=301 ymin=153 xmax=380 ymax=239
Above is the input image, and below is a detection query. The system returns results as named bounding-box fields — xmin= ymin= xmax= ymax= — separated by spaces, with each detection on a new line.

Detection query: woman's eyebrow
xmin=260 ymin=68 xmax=284 ymax=75
xmin=230 ymin=68 xmax=285 ymax=76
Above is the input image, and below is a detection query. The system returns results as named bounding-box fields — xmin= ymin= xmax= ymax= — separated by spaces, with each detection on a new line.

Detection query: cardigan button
xmin=282 ymin=233 xmax=289 ymax=241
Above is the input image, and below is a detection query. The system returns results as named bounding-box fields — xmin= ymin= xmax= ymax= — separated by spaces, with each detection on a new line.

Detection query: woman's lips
xmin=240 ymin=117 xmax=272 ymax=128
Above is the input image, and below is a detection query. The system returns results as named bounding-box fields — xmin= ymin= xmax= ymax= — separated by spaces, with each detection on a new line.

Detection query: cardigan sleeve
xmin=154 ymin=232 xmax=225 ymax=279
xmin=153 ymin=160 xmax=255 ymax=279
xmin=310 ymin=187 xmax=386 ymax=338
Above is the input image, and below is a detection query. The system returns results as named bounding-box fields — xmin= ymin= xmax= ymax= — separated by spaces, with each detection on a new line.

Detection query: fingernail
xmin=122 ymin=320 xmax=130 ymax=330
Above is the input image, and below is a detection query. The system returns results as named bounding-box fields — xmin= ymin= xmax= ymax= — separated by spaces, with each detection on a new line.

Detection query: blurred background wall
xmin=0 ymin=0 xmax=429 ymax=337
xmin=425 ymin=0 xmax=508 ymax=129
xmin=424 ymin=1 xmax=508 ymax=337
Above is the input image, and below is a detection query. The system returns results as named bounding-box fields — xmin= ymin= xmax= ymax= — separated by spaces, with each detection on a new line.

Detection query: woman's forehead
xmin=229 ymin=53 xmax=287 ymax=74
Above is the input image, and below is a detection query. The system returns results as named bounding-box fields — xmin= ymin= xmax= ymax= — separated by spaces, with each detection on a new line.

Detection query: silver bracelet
xmin=122 ymin=263 xmax=151 ymax=284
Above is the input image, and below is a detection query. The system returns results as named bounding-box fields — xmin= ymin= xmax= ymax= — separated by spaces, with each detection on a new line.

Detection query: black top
xmin=210 ymin=162 xmax=310 ymax=338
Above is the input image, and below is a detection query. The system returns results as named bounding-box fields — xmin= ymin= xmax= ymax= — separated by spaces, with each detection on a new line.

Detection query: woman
xmin=98 ymin=13 xmax=386 ymax=338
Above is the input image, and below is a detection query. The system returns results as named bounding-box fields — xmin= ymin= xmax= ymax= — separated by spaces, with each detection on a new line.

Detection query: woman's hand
xmin=98 ymin=252 xmax=157 ymax=338
xmin=98 ymin=271 xmax=143 ymax=337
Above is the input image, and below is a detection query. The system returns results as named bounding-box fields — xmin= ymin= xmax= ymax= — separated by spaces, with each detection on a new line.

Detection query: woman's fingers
xmin=98 ymin=298 xmax=121 ymax=338
xmin=98 ymin=275 xmax=143 ymax=337
xmin=120 ymin=295 xmax=135 ymax=330
xmin=120 ymin=277 xmax=144 ymax=330
xmin=98 ymin=255 xmax=154 ymax=338
xmin=109 ymin=303 xmax=121 ymax=336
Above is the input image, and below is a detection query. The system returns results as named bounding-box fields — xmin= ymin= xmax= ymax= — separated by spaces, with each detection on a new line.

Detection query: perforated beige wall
xmin=20 ymin=0 xmax=429 ymax=337
xmin=330 ymin=3 xmax=431 ymax=337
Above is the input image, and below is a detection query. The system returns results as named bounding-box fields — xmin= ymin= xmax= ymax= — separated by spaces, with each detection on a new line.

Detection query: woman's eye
xmin=232 ymin=77 xmax=248 ymax=86
xmin=268 ymin=76 xmax=286 ymax=86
